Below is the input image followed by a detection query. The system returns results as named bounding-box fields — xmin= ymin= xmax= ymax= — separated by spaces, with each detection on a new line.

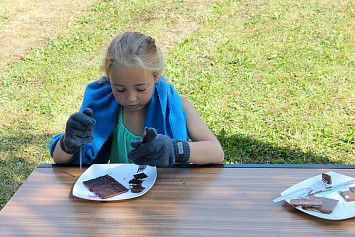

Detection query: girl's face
xmin=110 ymin=65 xmax=158 ymax=112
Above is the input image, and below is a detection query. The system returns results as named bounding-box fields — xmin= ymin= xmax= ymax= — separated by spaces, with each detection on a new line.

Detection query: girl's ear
xmin=153 ymin=74 xmax=159 ymax=84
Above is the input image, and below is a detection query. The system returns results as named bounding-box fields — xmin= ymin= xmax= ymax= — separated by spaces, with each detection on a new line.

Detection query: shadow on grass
xmin=0 ymin=129 xmax=339 ymax=210
xmin=216 ymin=129 xmax=336 ymax=165
xmin=0 ymin=132 xmax=53 ymax=210
xmin=0 ymin=156 xmax=36 ymax=210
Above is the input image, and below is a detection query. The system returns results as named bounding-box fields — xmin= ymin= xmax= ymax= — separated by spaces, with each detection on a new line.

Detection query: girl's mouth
xmin=127 ymin=104 xmax=141 ymax=110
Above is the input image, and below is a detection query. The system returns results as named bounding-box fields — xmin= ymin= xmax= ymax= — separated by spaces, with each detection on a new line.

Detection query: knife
xmin=272 ymin=187 xmax=311 ymax=203
xmin=310 ymin=179 xmax=355 ymax=195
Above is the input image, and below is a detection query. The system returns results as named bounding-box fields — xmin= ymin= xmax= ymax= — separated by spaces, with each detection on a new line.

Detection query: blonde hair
xmin=102 ymin=32 xmax=164 ymax=77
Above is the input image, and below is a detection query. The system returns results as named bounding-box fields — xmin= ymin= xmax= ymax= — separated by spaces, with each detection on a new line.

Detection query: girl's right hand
xmin=127 ymin=128 xmax=190 ymax=167
xmin=59 ymin=108 xmax=96 ymax=154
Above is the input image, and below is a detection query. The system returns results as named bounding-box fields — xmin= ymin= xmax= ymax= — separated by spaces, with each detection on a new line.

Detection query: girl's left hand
xmin=127 ymin=128 xmax=190 ymax=167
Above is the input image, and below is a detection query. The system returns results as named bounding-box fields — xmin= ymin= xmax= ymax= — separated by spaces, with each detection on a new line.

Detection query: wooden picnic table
xmin=1 ymin=164 xmax=355 ymax=236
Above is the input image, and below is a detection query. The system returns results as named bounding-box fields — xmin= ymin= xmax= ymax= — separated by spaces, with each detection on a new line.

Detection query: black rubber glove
xmin=59 ymin=108 xmax=96 ymax=154
xmin=127 ymin=128 xmax=190 ymax=167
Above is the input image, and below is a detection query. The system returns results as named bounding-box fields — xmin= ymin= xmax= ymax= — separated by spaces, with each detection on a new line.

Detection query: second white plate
xmin=281 ymin=171 xmax=355 ymax=220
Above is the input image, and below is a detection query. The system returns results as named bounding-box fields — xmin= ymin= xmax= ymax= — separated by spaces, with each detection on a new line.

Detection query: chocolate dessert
xmin=340 ymin=188 xmax=355 ymax=202
xmin=128 ymin=173 xmax=147 ymax=193
xmin=322 ymin=173 xmax=332 ymax=184
xmin=290 ymin=196 xmax=339 ymax=214
xmin=134 ymin=173 xmax=148 ymax=179
xmin=130 ymin=184 xmax=145 ymax=193
xmin=306 ymin=197 xmax=339 ymax=214
xmin=83 ymin=174 xmax=129 ymax=199
xmin=129 ymin=178 xmax=143 ymax=185
xmin=290 ymin=198 xmax=322 ymax=209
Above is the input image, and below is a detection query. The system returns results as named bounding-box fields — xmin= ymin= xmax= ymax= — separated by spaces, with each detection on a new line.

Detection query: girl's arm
xmin=180 ymin=96 xmax=224 ymax=164
xmin=52 ymin=141 xmax=76 ymax=164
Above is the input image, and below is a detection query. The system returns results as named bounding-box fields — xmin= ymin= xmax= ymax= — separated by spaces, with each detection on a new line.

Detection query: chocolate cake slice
xmin=133 ymin=173 xmax=148 ymax=179
xmin=322 ymin=173 xmax=332 ymax=184
xmin=290 ymin=198 xmax=322 ymax=209
xmin=290 ymin=196 xmax=339 ymax=214
xmin=83 ymin=174 xmax=129 ymax=199
xmin=303 ymin=196 xmax=339 ymax=214
xmin=340 ymin=189 xmax=355 ymax=202
xmin=129 ymin=178 xmax=143 ymax=185
xmin=130 ymin=184 xmax=145 ymax=193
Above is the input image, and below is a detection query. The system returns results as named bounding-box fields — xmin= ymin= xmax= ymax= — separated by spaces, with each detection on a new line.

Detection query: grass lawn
xmin=0 ymin=0 xmax=354 ymax=210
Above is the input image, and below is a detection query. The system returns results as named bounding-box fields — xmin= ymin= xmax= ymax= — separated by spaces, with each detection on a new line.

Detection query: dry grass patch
xmin=0 ymin=0 xmax=98 ymax=68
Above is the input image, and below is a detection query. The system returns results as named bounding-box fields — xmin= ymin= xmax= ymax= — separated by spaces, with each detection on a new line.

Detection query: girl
xmin=50 ymin=32 xmax=224 ymax=167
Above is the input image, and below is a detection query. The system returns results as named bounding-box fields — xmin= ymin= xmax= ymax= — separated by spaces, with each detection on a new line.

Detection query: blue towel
xmin=50 ymin=76 xmax=187 ymax=164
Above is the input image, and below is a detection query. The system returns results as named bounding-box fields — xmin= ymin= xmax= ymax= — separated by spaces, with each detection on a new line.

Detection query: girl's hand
xmin=127 ymin=128 xmax=190 ymax=167
xmin=60 ymin=108 xmax=96 ymax=154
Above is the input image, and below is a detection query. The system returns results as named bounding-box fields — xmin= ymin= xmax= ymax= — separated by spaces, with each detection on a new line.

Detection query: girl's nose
xmin=127 ymin=92 xmax=137 ymax=102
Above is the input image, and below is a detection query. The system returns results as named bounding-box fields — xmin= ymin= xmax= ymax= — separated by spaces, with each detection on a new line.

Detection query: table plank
xmin=1 ymin=167 xmax=355 ymax=236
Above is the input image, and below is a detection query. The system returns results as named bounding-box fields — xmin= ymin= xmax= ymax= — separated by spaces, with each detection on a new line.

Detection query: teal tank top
xmin=110 ymin=107 xmax=142 ymax=163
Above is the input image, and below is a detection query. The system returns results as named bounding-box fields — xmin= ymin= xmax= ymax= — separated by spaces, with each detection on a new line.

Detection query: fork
xmin=137 ymin=165 xmax=147 ymax=173
xmin=273 ymin=178 xmax=328 ymax=202
xmin=137 ymin=128 xmax=148 ymax=173
xmin=298 ymin=179 xmax=328 ymax=198
xmin=79 ymin=107 xmax=83 ymax=171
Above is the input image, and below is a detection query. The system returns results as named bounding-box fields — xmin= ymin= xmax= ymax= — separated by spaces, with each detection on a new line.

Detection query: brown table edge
xmin=37 ymin=163 xmax=355 ymax=169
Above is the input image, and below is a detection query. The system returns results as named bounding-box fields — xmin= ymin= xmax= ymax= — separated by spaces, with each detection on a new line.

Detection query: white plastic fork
xmin=79 ymin=107 xmax=83 ymax=171
xmin=136 ymin=128 xmax=148 ymax=173
xmin=137 ymin=165 xmax=147 ymax=173
xmin=273 ymin=179 xmax=328 ymax=202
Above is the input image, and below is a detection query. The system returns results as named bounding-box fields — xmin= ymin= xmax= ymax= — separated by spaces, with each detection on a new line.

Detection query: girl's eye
xmin=137 ymin=88 xmax=146 ymax=92
xmin=116 ymin=88 xmax=125 ymax=93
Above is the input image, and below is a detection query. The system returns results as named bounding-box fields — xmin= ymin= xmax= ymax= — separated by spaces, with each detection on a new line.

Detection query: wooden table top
xmin=1 ymin=164 xmax=355 ymax=236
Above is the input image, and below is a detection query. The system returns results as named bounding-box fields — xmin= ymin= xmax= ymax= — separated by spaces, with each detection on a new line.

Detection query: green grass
xmin=166 ymin=0 xmax=354 ymax=164
xmin=0 ymin=0 xmax=354 ymax=209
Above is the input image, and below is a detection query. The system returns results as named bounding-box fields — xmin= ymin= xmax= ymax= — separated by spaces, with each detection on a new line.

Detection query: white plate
xmin=281 ymin=171 xmax=355 ymax=220
xmin=73 ymin=164 xmax=157 ymax=201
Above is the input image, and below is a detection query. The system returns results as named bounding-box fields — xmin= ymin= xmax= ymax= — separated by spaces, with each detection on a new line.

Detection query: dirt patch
xmin=0 ymin=0 xmax=215 ymax=70
xmin=0 ymin=0 xmax=97 ymax=69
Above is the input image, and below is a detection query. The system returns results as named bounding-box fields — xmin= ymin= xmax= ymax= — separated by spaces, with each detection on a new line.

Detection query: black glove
xmin=59 ymin=108 xmax=96 ymax=154
xmin=127 ymin=128 xmax=190 ymax=167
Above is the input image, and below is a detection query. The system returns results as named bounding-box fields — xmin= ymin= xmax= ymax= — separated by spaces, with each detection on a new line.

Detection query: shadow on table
xmin=216 ymin=130 xmax=337 ymax=165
